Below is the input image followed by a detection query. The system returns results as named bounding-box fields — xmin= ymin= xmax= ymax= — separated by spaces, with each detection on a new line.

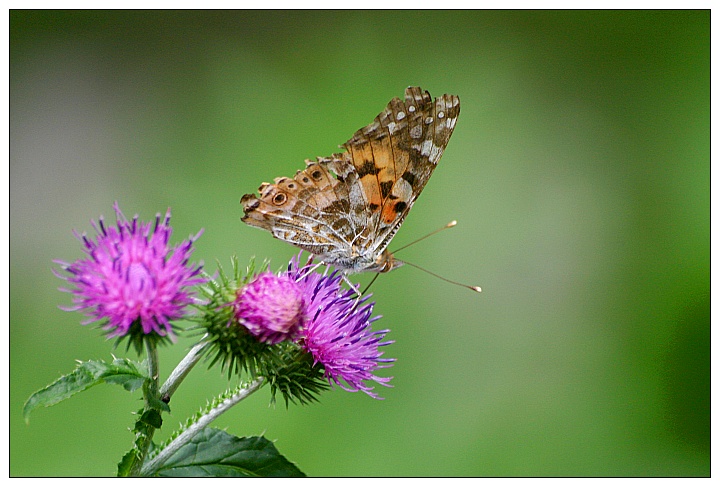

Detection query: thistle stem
xmin=159 ymin=338 xmax=209 ymax=401
xmin=145 ymin=340 xmax=160 ymax=403
xmin=139 ymin=378 xmax=265 ymax=477
xmin=128 ymin=340 xmax=161 ymax=477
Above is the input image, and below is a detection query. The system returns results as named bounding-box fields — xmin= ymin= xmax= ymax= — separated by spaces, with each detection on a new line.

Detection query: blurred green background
xmin=10 ymin=10 xmax=709 ymax=477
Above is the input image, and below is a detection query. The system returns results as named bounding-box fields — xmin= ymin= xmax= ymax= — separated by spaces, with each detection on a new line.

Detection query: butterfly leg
xmin=341 ymin=273 xmax=363 ymax=298
xmin=296 ymin=261 xmax=324 ymax=281
xmin=361 ymin=273 xmax=380 ymax=295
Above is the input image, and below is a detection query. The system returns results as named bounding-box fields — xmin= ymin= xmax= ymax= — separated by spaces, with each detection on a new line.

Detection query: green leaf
xmin=151 ymin=428 xmax=305 ymax=477
xmin=117 ymin=449 xmax=138 ymax=477
xmin=139 ymin=409 xmax=163 ymax=429
xmin=23 ymin=357 xmax=148 ymax=423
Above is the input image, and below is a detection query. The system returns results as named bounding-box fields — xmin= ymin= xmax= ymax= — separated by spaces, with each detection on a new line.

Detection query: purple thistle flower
xmin=285 ymin=254 xmax=395 ymax=399
xmin=233 ymin=272 xmax=305 ymax=344
xmin=54 ymin=203 xmax=205 ymax=340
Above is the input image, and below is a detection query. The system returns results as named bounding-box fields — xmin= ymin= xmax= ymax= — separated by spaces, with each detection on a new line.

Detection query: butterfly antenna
xmin=393 ymin=220 xmax=458 ymax=254
xmin=391 ymin=220 xmax=481 ymax=293
xmin=402 ymin=260 xmax=482 ymax=293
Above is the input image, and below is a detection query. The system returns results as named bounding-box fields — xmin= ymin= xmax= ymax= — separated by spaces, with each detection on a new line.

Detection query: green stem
xmin=127 ymin=340 xmax=160 ymax=477
xmin=159 ymin=338 xmax=209 ymax=401
xmin=145 ymin=339 xmax=160 ymax=405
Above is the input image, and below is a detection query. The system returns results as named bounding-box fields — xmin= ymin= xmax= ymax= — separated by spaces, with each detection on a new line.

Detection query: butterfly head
xmin=328 ymin=248 xmax=404 ymax=274
xmin=369 ymin=249 xmax=404 ymax=273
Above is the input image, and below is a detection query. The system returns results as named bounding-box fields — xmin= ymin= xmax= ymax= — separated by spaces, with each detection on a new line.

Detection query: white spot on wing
xmin=392 ymin=177 xmax=413 ymax=199
xmin=420 ymin=139 xmax=434 ymax=156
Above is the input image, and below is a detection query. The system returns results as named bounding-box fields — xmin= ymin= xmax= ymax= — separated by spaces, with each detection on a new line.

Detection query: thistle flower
xmin=200 ymin=254 xmax=394 ymax=401
xmin=286 ymin=254 xmax=395 ymax=399
xmin=232 ymin=272 xmax=304 ymax=344
xmin=55 ymin=203 xmax=205 ymax=346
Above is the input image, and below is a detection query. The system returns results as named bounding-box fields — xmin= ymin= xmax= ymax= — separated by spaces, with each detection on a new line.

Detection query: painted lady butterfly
xmin=241 ymin=86 xmax=460 ymax=275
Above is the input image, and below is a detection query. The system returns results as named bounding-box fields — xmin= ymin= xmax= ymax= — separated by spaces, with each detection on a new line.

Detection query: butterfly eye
xmin=272 ymin=192 xmax=288 ymax=205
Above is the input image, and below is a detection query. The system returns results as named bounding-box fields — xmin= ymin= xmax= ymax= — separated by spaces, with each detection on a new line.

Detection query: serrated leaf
xmin=140 ymin=409 xmax=163 ymax=429
xmin=117 ymin=449 xmax=138 ymax=477
xmin=104 ymin=374 xmax=146 ymax=392
xmin=23 ymin=358 xmax=148 ymax=423
xmin=151 ymin=428 xmax=305 ymax=477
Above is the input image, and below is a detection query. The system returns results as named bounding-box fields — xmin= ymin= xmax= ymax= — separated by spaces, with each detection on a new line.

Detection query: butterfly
xmin=241 ymin=86 xmax=460 ymax=275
